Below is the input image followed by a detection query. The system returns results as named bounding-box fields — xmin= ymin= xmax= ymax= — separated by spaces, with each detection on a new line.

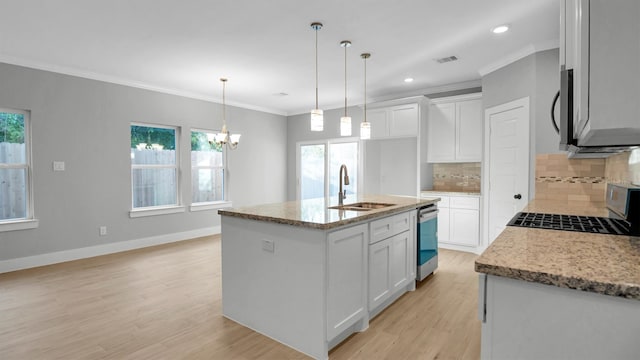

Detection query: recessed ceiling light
xmin=404 ymin=78 xmax=414 ymax=83
xmin=492 ymin=25 xmax=509 ymax=34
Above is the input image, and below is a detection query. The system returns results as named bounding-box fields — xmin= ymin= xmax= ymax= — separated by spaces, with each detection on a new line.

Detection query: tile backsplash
xmin=535 ymin=154 xmax=606 ymax=205
xmin=536 ymin=149 xmax=640 ymax=205
xmin=605 ymin=149 xmax=640 ymax=186
xmin=432 ymin=162 xmax=481 ymax=192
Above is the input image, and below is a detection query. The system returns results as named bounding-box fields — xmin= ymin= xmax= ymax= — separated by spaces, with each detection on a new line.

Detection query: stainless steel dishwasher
xmin=417 ymin=204 xmax=438 ymax=281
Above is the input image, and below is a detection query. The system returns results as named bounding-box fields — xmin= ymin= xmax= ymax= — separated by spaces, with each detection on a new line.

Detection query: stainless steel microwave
xmin=556 ymin=0 xmax=640 ymax=158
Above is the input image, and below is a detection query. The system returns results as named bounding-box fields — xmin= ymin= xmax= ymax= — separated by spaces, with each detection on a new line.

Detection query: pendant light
xmin=340 ymin=40 xmax=352 ymax=136
xmin=208 ymin=78 xmax=240 ymax=150
xmin=360 ymin=53 xmax=371 ymax=140
xmin=310 ymin=22 xmax=324 ymax=131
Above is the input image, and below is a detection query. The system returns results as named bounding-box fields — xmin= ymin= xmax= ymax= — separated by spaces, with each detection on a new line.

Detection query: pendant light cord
xmin=363 ymin=55 xmax=367 ymax=122
xmin=315 ymin=26 xmax=319 ymax=110
xmin=344 ymin=42 xmax=348 ymax=117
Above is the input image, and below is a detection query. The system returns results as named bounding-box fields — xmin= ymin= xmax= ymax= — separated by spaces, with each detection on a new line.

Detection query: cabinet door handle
xmin=514 ymin=194 xmax=522 ymax=200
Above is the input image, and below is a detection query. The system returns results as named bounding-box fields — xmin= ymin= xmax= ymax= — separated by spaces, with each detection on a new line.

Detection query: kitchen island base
xmin=479 ymin=274 xmax=640 ymax=360
xmin=221 ymin=208 xmax=423 ymax=359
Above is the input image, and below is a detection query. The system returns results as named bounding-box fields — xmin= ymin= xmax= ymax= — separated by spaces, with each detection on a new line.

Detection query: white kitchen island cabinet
xmin=368 ymin=211 xmax=416 ymax=316
xmin=219 ymin=194 xmax=436 ymax=360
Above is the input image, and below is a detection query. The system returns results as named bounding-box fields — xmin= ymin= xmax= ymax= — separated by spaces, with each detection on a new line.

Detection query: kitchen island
xmin=218 ymin=194 xmax=438 ymax=360
xmin=476 ymin=200 xmax=640 ymax=359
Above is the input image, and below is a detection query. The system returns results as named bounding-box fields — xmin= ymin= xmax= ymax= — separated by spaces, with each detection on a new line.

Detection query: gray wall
xmin=482 ymin=48 xmax=560 ymax=198
xmin=483 ymin=48 xmax=560 ymax=154
xmin=286 ymin=106 xmax=363 ymax=201
xmin=0 ymin=62 xmax=287 ymax=261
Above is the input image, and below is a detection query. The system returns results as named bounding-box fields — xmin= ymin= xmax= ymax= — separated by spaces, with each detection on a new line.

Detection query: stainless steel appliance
xmin=607 ymin=183 xmax=640 ymax=236
xmin=506 ymin=183 xmax=640 ymax=236
xmin=553 ymin=0 xmax=640 ymax=158
xmin=417 ymin=204 xmax=438 ymax=281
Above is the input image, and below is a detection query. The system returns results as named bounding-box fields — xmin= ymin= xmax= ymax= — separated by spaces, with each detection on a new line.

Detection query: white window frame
xmin=129 ymin=123 xmax=184 ymax=218
xmin=189 ymin=128 xmax=231 ymax=212
xmin=0 ymin=108 xmax=38 ymax=231
xmin=296 ymin=137 xmax=363 ymax=201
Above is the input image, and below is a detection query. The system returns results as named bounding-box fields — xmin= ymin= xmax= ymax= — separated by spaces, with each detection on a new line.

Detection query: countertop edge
xmin=475 ymin=261 xmax=640 ymax=300
xmin=219 ymin=198 xmax=438 ymax=230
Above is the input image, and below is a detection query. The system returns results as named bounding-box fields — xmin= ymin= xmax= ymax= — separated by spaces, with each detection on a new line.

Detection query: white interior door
xmin=485 ymin=98 xmax=530 ymax=245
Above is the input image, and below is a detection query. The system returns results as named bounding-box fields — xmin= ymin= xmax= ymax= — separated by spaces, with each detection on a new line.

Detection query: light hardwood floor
xmin=0 ymin=236 xmax=480 ymax=359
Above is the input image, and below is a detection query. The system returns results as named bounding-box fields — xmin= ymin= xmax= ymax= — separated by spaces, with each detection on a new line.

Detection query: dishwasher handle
xmin=419 ymin=208 xmax=439 ymax=222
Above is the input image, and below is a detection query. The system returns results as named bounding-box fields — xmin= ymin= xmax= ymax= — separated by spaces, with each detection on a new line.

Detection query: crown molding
xmin=0 ymin=55 xmax=287 ymax=116
xmin=478 ymin=39 xmax=560 ymax=77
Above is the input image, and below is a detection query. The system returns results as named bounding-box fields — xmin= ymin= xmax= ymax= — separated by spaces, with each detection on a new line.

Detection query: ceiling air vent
xmin=435 ymin=56 xmax=458 ymax=64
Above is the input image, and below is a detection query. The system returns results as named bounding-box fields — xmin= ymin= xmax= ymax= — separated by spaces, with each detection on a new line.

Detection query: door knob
xmin=514 ymin=194 xmax=522 ymax=200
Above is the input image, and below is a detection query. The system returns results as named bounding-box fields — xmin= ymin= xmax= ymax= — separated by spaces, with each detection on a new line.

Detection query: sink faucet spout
xmin=339 ymin=164 xmax=349 ymax=206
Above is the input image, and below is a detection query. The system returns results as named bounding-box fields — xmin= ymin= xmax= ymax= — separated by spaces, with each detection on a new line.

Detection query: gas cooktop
xmin=507 ymin=212 xmax=631 ymax=235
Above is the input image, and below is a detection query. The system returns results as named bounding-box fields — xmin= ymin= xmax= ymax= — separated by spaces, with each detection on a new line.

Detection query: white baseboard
xmin=438 ymin=242 xmax=481 ymax=255
xmin=0 ymin=226 xmax=221 ymax=274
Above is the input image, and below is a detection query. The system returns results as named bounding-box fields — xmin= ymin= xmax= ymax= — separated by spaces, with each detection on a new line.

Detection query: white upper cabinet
xmin=367 ymin=103 xmax=419 ymax=139
xmin=427 ymin=102 xmax=456 ymax=161
xmin=427 ymin=93 xmax=482 ymax=163
xmin=455 ymin=99 xmax=483 ymax=161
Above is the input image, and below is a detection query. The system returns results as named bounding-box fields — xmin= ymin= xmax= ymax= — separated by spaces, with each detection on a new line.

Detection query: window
xmin=130 ymin=124 xmax=179 ymax=210
xmin=299 ymin=143 xmax=325 ymax=200
xmin=0 ymin=108 xmax=33 ymax=225
xmin=191 ymin=130 xmax=225 ymax=205
xmin=297 ymin=138 xmax=360 ymax=200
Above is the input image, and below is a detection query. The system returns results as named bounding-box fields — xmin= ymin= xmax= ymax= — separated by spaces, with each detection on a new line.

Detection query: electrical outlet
xmin=53 ymin=161 xmax=65 ymax=171
xmin=262 ymin=239 xmax=275 ymax=253
xmin=99 ymin=226 xmax=107 ymax=236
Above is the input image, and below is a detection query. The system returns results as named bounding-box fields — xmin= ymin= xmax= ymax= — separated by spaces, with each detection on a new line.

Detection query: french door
xmin=297 ymin=138 xmax=360 ymax=200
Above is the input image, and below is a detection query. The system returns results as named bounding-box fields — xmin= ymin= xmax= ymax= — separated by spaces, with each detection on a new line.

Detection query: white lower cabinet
xmin=369 ymin=238 xmax=391 ymax=309
xmin=450 ymin=208 xmax=479 ymax=247
xmin=368 ymin=211 xmax=415 ymax=314
xmin=327 ymin=224 xmax=368 ymax=340
xmin=429 ymin=193 xmax=480 ymax=251
xmin=480 ymin=274 xmax=640 ymax=360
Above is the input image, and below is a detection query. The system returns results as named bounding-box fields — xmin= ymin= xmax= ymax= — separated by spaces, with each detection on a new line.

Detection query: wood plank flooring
xmin=0 ymin=236 xmax=480 ymax=359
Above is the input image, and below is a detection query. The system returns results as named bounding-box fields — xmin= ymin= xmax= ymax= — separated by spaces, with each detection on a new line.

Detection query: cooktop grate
xmin=507 ymin=212 xmax=631 ymax=235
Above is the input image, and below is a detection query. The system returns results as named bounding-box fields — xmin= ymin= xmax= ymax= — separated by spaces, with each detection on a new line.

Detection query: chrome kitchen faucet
xmin=338 ymin=164 xmax=350 ymax=206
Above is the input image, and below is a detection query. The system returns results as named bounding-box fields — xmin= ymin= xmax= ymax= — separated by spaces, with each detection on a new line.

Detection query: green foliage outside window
xmin=191 ymin=131 xmax=223 ymax=152
xmin=0 ymin=112 xmax=25 ymax=144
xmin=130 ymin=125 xmax=176 ymax=150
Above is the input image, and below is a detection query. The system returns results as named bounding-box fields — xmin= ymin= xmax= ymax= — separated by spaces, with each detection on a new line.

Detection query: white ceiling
xmin=0 ymin=0 xmax=559 ymax=116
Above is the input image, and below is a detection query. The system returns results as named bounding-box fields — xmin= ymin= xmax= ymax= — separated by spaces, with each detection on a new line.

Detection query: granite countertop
xmin=218 ymin=194 xmax=439 ymax=230
xmin=476 ymin=199 xmax=640 ymax=300
xmin=421 ymin=190 xmax=481 ymax=197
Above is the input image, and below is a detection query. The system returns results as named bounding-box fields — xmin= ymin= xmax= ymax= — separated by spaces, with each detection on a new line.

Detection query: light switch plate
xmin=53 ymin=161 xmax=65 ymax=171
xmin=262 ymin=239 xmax=275 ymax=253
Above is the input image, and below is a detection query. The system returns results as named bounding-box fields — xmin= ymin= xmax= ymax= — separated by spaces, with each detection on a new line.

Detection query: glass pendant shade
xmin=310 ymin=108 xmax=324 ymax=131
xmin=340 ymin=116 xmax=352 ymax=136
xmin=360 ymin=121 xmax=371 ymax=140
xmin=229 ymin=133 xmax=241 ymax=145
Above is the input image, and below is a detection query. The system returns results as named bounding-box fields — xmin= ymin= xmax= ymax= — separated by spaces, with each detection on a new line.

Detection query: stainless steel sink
xmin=329 ymin=202 xmax=394 ymax=211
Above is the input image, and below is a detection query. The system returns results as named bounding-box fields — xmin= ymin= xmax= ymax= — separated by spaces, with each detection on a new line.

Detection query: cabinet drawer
xmin=450 ymin=196 xmax=479 ymax=210
xmin=370 ymin=216 xmax=395 ymax=244
xmin=370 ymin=211 xmax=412 ymax=244
xmin=392 ymin=212 xmax=411 ymax=235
